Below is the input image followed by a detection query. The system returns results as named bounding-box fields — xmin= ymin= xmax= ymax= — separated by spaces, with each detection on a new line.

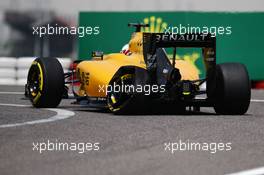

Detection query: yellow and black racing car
xmin=25 ymin=23 xmax=251 ymax=114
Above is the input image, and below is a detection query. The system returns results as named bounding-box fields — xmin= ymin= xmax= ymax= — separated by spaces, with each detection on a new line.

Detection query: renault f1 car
xmin=26 ymin=23 xmax=251 ymax=114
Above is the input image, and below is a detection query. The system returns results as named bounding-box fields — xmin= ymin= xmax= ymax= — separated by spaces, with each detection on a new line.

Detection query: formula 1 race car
xmin=26 ymin=23 xmax=251 ymax=114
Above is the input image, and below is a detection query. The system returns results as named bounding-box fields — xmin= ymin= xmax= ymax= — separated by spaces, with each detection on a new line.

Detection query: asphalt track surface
xmin=0 ymin=85 xmax=264 ymax=175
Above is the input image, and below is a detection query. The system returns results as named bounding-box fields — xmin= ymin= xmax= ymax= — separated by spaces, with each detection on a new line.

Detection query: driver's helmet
xmin=120 ymin=44 xmax=131 ymax=55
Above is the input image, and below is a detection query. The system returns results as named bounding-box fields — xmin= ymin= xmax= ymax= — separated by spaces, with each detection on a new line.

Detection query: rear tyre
xmin=209 ymin=63 xmax=251 ymax=115
xmin=27 ymin=57 xmax=64 ymax=108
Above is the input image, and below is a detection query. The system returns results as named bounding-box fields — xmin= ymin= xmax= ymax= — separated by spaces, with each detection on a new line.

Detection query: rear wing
xmin=142 ymin=33 xmax=216 ymax=79
xmin=143 ymin=33 xmax=216 ymax=54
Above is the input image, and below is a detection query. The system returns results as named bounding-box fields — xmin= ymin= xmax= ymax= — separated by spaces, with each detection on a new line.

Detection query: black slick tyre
xmin=208 ymin=63 xmax=251 ymax=115
xmin=27 ymin=57 xmax=64 ymax=108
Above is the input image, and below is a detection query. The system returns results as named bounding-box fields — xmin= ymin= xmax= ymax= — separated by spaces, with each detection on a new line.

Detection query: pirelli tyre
xmin=27 ymin=57 xmax=64 ymax=108
xmin=107 ymin=73 xmax=134 ymax=114
xmin=106 ymin=73 xmax=147 ymax=114
xmin=208 ymin=63 xmax=251 ymax=115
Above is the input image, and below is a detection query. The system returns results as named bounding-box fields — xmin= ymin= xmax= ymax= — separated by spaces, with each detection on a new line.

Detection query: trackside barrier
xmin=0 ymin=57 xmax=72 ymax=86
xmin=0 ymin=57 xmax=17 ymax=85
xmin=0 ymin=57 xmax=263 ymax=89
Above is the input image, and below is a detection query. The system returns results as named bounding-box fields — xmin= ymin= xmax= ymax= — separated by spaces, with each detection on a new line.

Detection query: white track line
xmin=0 ymin=103 xmax=75 ymax=128
xmin=251 ymin=99 xmax=264 ymax=102
xmin=227 ymin=166 xmax=264 ymax=175
xmin=0 ymin=103 xmax=30 ymax=107
xmin=0 ymin=91 xmax=24 ymax=95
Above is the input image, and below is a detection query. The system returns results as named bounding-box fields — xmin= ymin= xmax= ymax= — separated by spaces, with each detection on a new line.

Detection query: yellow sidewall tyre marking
xmin=33 ymin=92 xmax=41 ymax=104
xmin=111 ymin=94 xmax=117 ymax=104
xmin=31 ymin=61 xmax=44 ymax=105
xmin=36 ymin=62 xmax=43 ymax=91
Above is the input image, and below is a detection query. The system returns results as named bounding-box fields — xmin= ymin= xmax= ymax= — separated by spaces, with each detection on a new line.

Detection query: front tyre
xmin=209 ymin=63 xmax=251 ymax=115
xmin=27 ymin=57 xmax=64 ymax=108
